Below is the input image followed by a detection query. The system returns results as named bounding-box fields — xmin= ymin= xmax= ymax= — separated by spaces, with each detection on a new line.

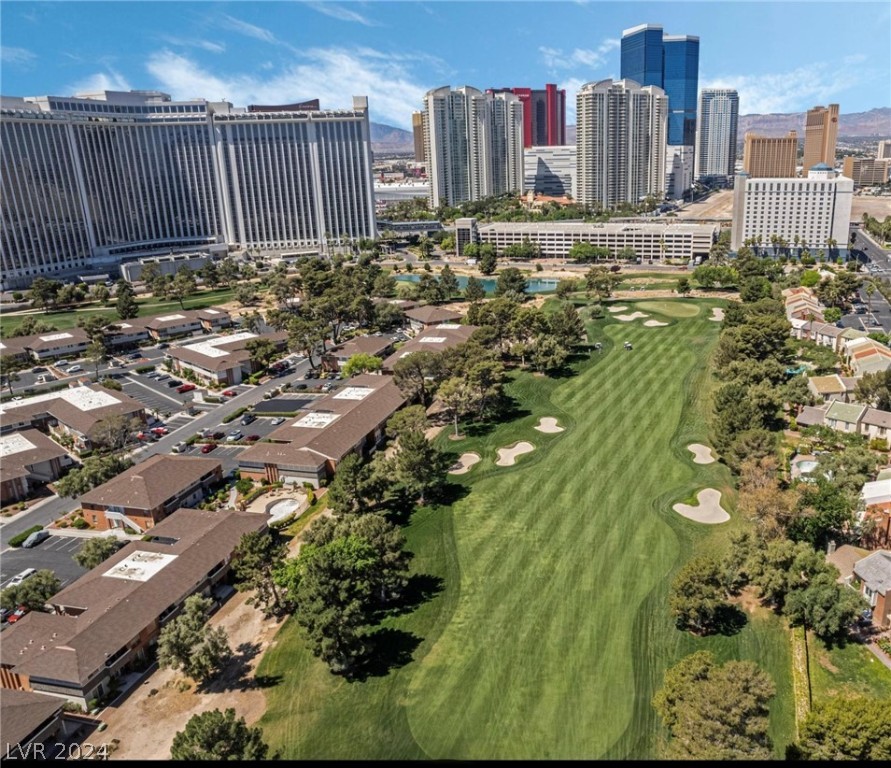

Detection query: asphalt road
xmin=850 ymin=228 xmax=891 ymax=333
xmin=1 ymin=535 xmax=87 ymax=590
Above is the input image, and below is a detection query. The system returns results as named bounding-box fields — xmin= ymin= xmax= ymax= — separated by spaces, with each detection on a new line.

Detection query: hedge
xmin=9 ymin=525 xmax=44 ymax=548
xmin=134 ymin=364 xmax=156 ymax=374
xmin=222 ymin=406 xmax=249 ymax=424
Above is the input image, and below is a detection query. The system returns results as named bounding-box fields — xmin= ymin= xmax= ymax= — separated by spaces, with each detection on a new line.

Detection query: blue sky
xmin=2 ymin=1 xmax=889 ymax=129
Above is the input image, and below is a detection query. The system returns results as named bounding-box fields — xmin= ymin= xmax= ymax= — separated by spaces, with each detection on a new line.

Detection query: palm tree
xmin=866 ymin=280 xmax=877 ymax=316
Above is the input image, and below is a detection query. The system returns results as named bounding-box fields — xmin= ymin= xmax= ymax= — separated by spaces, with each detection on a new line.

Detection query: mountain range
xmin=370 ymin=108 xmax=890 ymax=154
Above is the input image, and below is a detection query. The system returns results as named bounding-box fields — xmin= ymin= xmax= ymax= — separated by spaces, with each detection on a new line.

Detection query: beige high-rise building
xmin=412 ymin=111 xmax=425 ymax=162
xmin=743 ymin=132 xmax=797 ymax=178
xmin=877 ymin=140 xmax=891 ymax=160
xmin=843 ymin=156 xmax=891 ymax=186
xmin=802 ymin=104 xmax=839 ymax=173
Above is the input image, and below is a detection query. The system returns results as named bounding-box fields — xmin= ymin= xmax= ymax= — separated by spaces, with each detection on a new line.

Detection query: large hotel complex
xmin=0 ymin=90 xmax=377 ymax=288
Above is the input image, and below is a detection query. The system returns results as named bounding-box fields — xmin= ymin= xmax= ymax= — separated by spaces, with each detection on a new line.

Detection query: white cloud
xmin=540 ymin=39 xmax=619 ymax=71
xmin=67 ymin=70 xmax=133 ymax=96
xmin=220 ymin=14 xmax=278 ymax=44
xmin=1 ymin=46 xmax=36 ymax=66
xmin=703 ymin=60 xmax=878 ymax=115
xmin=161 ymin=36 xmax=226 ymax=54
xmin=306 ymin=2 xmax=377 ymax=26
xmin=144 ymin=48 xmax=430 ymax=128
xmin=558 ymin=77 xmax=587 ymax=124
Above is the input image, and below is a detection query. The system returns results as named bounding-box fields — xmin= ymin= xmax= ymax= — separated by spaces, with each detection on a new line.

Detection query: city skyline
xmin=2 ymin=1 xmax=889 ymax=131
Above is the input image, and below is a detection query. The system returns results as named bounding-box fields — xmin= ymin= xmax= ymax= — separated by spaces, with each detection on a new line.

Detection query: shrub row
xmin=222 ymin=406 xmax=249 ymax=424
xmin=9 ymin=525 xmax=44 ymax=547
xmin=134 ymin=364 xmax=156 ymax=374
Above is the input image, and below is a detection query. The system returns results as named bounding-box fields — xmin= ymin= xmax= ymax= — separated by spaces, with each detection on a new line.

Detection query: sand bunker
xmin=709 ymin=307 xmax=725 ymax=322
xmin=673 ymin=489 xmax=730 ymax=524
xmin=687 ymin=443 xmax=717 ymax=465
xmin=615 ymin=312 xmax=649 ymax=322
xmin=643 ymin=320 xmax=668 ymax=327
xmin=496 ymin=441 xmax=535 ymax=467
xmin=534 ymin=417 xmax=564 ymax=434
xmin=608 ymin=305 xmax=629 ymax=313
xmin=448 ymin=452 xmax=481 ymax=475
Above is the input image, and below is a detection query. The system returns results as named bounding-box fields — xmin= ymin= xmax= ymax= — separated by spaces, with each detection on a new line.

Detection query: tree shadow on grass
xmin=378 ymin=573 xmax=445 ymax=621
xmin=347 ymin=627 xmax=422 ymax=681
xmin=202 ymin=640 xmax=284 ymax=693
xmin=712 ymin=604 xmax=748 ymax=636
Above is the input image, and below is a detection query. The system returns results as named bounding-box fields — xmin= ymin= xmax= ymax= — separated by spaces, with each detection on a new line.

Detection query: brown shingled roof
xmin=0 ymin=428 xmax=69 ymax=484
xmin=404 ymin=305 xmax=463 ymax=325
xmin=0 ymin=689 xmax=64 ymax=747
xmin=79 ymin=455 xmax=222 ymax=511
xmin=382 ymin=325 xmax=477 ymax=370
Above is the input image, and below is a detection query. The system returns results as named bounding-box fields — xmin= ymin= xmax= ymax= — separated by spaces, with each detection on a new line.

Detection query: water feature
xmin=267 ymin=498 xmax=301 ymax=524
xmin=395 ymin=273 xmax=559 ymax=294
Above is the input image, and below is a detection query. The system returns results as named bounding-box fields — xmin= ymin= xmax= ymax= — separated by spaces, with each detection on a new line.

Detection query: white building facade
xmin=0 ymin=91 xmax=376 ymax=288
xmin=575 ymin=79 xmax=667 ymax=209
xmin=730 ymin=166 xmax=854 ymax=251
xmin=695 ymin=89 xmax=739 ymax=182
xmin=523 ymin=145 xmax=577 ymax=197
xmin=422 ymin=86 xmax=524 ymax=209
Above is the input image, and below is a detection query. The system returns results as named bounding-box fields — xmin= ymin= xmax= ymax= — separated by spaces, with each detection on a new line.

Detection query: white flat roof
xmin=155 ymin=314 xmax=187 ymax=322
xmin=180 ymin=331 xmax=258 ymax=359
xmin=332 ymin=387 xmax=374 ymax=401
xmin=862 ymin=479 xmax=891 ymax=506
xmin=203 ymin=309 xmax=220 ymax=315
xmin=293 ymin=412 xmax=339 ymax=428
xmin=419 ymin=337 xmax=447 ymax=344
xmin=38 ymin=332 xmax=74 ymax=342
xmin=0 ymin=433 xmax=37 ymax=457
xmin=0 ymin=385 xmax=121 ymax=415
xmin=436 ymin=324 xmax=462 ymax=330
xmin=103 ymin=551 xmax=178 ymax=582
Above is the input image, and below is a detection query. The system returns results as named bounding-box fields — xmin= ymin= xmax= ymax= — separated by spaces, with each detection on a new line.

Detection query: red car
xmin=200 ymin=443 xmax=217 ymax=454
xmin=150 ymin=426 xmax=169 ymax=435
xmin=177 ymin=383 xmax=196 ymax=394
xmin=7 ymin=605 xmax=29 ymax=624
xmin=245 ymin=434 xmax=261 ymax=442
xmin=222 ymin=389 xmax=237 ymax=397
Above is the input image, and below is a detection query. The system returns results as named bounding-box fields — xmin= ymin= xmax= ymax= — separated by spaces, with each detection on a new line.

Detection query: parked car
xmin=172 ymin=441 xmax=189 ymax=453
xmin=222 ymin=389 xmax=237 ymax=397
xmin=127 ymin=351 xmax=142 ymax=360
xmin=271 ymin=417 xmax=286 ymax=426
xmin=22 ymin=530 xmax=50 ymax=549
xmin=55 ymin=359 xmax=69 ymax=367
xmin=30 ymin=367 xmax=46 ymax=374
xmin=177 ymin=383 xmax=196 ymax=394
xmin=66 ymin=365 xmax=83 ymax=374
xmin=212 ymin=431 xmax=225 ymax=441
xmin=8 ymin=568 xmax=37 ymax=587
xmin=150 ymin=426 xmax=169 ymax=435
xmin=167 ymin=380 xmax=183 ymax=388
xmin=200 ymin=443 xmax=217 ymax=454
xmin=7 ymin=606 xmax=29 ymax=624
xmin=156 ymin=374 xmax=169 ymax=382
xmin=245 ymin=434 xmax=261 ymax=442
xmin=240 ymin=413 xmax=256 ymax=426
xmin=226 ymin=430 xmax=243 ymax=443
xmin=294 ymin=384 xmax=308 ymax=391
xmin=0 ymin=607 xmax=10 ymax=623
xmin=157 ymin=343 xmax=169 ymax=350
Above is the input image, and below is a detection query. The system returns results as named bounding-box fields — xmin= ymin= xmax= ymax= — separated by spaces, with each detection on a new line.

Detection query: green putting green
xmin=633 ymin=300 xmax=701 ymax=318
xmin=257 ymin=300 xmax=793 ymax=759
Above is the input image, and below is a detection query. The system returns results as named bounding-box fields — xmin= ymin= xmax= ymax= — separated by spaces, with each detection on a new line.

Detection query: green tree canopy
xmin=170 ymin=708 xmax=269 ymax=761
xmin=795 ymin=696 xmax=891 ymax=760
xmin=73 ymin=537 xmax=122 ymax=570
xmin=231 ymin=530 xmax=290 ymax=616
xmin=342 ymin=353 xmax=383 ymax=378
xmin=0 ymin=569 xmax=61 ymax=612
xmin=157 ymin=594 xmax=231 ymax=683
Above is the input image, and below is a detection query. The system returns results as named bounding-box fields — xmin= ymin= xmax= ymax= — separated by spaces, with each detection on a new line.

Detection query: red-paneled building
xmin=489 ymin=84 xmax=566 ymax=147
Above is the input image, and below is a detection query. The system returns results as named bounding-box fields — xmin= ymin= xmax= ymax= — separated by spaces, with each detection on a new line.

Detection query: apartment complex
xmin=422 ymin=86 xmax=524 ymax=208
xmin=695 ymin=89 xmax=739 ymax=182
xmin=0 ymin=429 xmax=73 ymax=504
xmin=490 ymin=85 xmax=566 ymax=147
xmin=743 ymin=132 xmax=798 ymax=178
xmin=621 ymin=24 xmax=699 ymax=198
xmin=842 ymin=156 xmax=891 ymax=186
xmin=802 ymin=104 xmax=839 ymax=173
xmin=575 ymin=79 xmax=667 ymax=209
xmin=0 ymin=90 xmax=376 ymax=288
xmin=461 ymin=218 xmax=716 ymax=261
xmin=80 ymin=455 xmax=223 ymax=532
xmin=730 ymin=166 xmax=853 ymax=251
xmin=878 ymin=140 xmax=891 ymax=160
xmin=523 ymin=145 xmax=577 ymax=197
xmin=168 ymin=330 xmax=288 ymax=386
xmin=382 ymin=324 xmax=478 ymax=372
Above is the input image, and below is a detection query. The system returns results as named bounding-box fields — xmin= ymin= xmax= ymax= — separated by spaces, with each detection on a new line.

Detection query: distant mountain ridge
xmin=371 ymin=108 xmax=890 ymax=155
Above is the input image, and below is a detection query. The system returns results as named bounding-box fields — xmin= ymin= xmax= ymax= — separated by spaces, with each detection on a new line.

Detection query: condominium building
xmin=576 ymin=79 xmax=667 ymax=209
xmin=489 ymin=85 xmax=566 ymax=147
xmin=743 ymin=132 xmax=798 ymax=178
xmin=422 ymin=86 xmax=524 ymax=208
xmin=412 ymin=111 xmax=425 ymax=162
xmin=878 ymin=140 xmax=891 ymax=160
xmin=842 ymin=156 xmax=891 ymax=186
xmin=695 ymin=89 xmax=739 ymax=182
xmin=621 ymin=24 xmax=699 ymax=198
xmin=524 ymin=145 xmax=577 ymax=197
xmin=0 ymin=90 xmax=376 ymax=289
xmin=802 ymin=104 xmax=839 ymax=173
xmin=730 ymin=165 xmax=853 ymax=251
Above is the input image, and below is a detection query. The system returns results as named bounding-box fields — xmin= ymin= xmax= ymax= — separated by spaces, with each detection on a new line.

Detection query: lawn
xmin=257 ymin=298 xmax=795 ymax=759
xmin=0 ymin=287 xmax=237 ymax=335
xmin=807 ymin=633 xmax=891 ymax=704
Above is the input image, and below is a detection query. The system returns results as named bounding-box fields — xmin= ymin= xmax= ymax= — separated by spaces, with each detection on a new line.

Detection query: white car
xmin=271 ymin=417 xmax=286 ymax=426
xmin=66 ymin=365 xmax=83 ymax=374
xmin=225 ymin=430 xmax=243 ymax=443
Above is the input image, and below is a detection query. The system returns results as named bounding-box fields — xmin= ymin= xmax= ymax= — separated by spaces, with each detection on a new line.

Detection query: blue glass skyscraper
xmin=621 ymin=24 xmax=699 ymax=147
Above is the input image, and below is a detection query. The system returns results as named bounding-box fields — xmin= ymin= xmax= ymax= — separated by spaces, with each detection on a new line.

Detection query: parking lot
xmin=1 ymin=535 xmax=87 ymax=591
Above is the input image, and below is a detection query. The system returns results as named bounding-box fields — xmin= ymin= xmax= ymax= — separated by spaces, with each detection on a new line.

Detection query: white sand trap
xmin=687 ymin=443 xmax=717 ymax=465
xmin=534 ymin=417 xmax=564 ymax=434
xmin=496 ymin=441 xmax=535 ymax=467
xmin=615 ymin=312 xmax=649 ymax=322
xmin=448 ymin=452 xmax=481 ymax=475
xmin=709 ymin=307 xmax=725 ymax=322
xmin=608 ymin=305 xmax=629 ymax=313
xmin=643 ymin=320 xmax=668 ymax=327
xmin=673 ymin=489 xmax=730 ymax=524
